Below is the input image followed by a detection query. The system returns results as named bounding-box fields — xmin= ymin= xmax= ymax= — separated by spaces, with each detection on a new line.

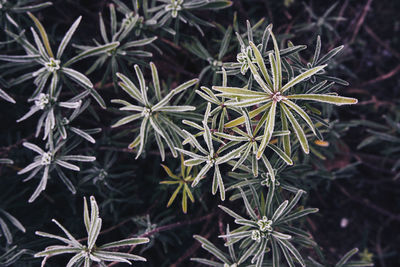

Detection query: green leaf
xmin=280 ymin=106 xmax=291 ymax=157
xmin=197 ymin=1 xmax=233 ymax=9
xmin=212 ymin=86 xmax=267 ymax=97
xmin=283 ymin=99 xmax=316 ymax=136
xmin=150 ymin=62 xmax=162 ymax=101
xmin=287 ymin=94 xmax=358 ymax=105
xmin=281 ymin=103 xmax=309 ymax=154
xmin=219 ymin=205 xmax=245 ymax=222
xmin=335 ymin=248 xmax=359 ymax=267
xmin=116 ymin=72 xmax=143 ymax=103
xmin=62 ymin=67 xmax=93 ymax=88
xmin=276 ymin=239 xmax=305 ymax=267
xmin=257 ymin=100 xmax=277 ymax=159
xmin=28 ymin=12 xmax=54 ymax=58
xmin=112 ymin=113 xmax=142 ymax=128
xmin=225 ymin=102 xmax=272 ymax=128
xmin=193 ymin=235 xmax=230 ymax=263
xmin=57 ymin=16 xmax=82 ymax=59
xmin=249 ymin=41 xmax=273 ymax=89
xmin=269 ymin=29 xmax=282 ymax=90
xmin=281 ymin=65 xmax=327 ymax=93
xmin=11 ymin=2 xmax=52 ymax=13
xmin=64 ymin=42 xmax=120 ymax=66
xmin=268 ymin=144 xmax=293 ymax=165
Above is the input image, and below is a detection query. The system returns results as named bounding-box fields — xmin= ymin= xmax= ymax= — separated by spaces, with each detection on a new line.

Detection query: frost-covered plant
xmin=18 ymin=141 xmax=95 ymax=202
xmin=213 ymin=27 xmax=357 ymax=157
xmin=111 ymin=62 xmax=198 ymax=160
xmin=148 ymin=0 xmax=232 ymax=37
xmin=35 ymin=196 xmax=149 ymax=266
xmin=74 ymin=3 xmax=157 ymax=85
xmin=0 ymin=2 xmax=374 ymax=267
xmin=0 ymin=209 xmax=25 ymax=245
xmin=0 ymin=0 xmax=51 ymax=31
xmin=0 ymin=13 xmax=112 ymax=106
xmin=218 ymin=188 xmax=317 ymax=267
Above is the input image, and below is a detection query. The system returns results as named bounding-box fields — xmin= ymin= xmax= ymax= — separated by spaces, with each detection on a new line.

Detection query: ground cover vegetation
xmin=0 ymin=0 xmax=399 ymax=266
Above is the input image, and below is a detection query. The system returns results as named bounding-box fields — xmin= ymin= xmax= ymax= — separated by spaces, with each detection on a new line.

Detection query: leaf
xmin=28 ymin=166 xmax=49 ymax=203
xmin=240 ymin=188 xmax=257 ymax=220
xmin=92 ymin=250 xmax=146 ymax=262
xmin=28 ymin=12 xmax=54 ymax=58
xmin=100 ymin=237 xmax=149 ymax=249
xmin=64 ymin=42 xmax=120 ymax=66
xmin=269 ymin=29 xmax=282 ymax=90
xmin=57 ymin=16 xmax=82 ymax=59
xmin=0 ymin=218 xmax=12 ymax=244
xmin=23 ymin=142 xmax=44 ymax=154
xmin=134 ymin=64 xmax=148 ymax=105
xmin=225 ymin=102 xmax=272 ymax=128
xmin=335 ymin=248 xmax=359 ymax=267
xmin=276 ymin=238 xmax=305 ymax=267
xmin=112 ymin=113 xmax=142 ymax=128
xmin=0 ymin=210 xmax=25 ymax=233
xmin=62 ymin=67 xmax=93 ymax=88
xmin=88 ymin=215 xmax=102 ymax=250
xmin=83 ymin=197 xmax=90 ymax=233
xmin=59 ymin=155 xmax=96 ymax=162
xmin=184 ymin=183 xmax=195 ymax=203
xmin=218 ymin=26 xmax=232 ymax=60
xmin=0 ymin=54 xmax=40 ymax=63
xmin=278 ymin=208 xmax=319 ymax=224
xmin=11 ymin=2 xmax=52 ymax=13
xmin=122 ymin=36 xmax=158 ymax=48
xmin=272 ymin=200 xmax=289 ymax=222
xmin=197 ymin=1 xmax=233 ymax=9
xmin=283 ymin=99 xmax=316 ymax=136
xmin=167 ymin=183 xmax=182 ymax=207
xmin=51 ymin=219 xmax=82 ymax=247
xmin=281 ymin=65 xmax=327 ymax=93
xmin=287 ymin=94 xmax=358 ymax=105
xmin=281 ymin=103 xmax=309 ymax=154
xmin=212 ymin=86 xmax=267 ymax=97
xmin=55 ymin=160 xmax=79 ymax=171
xmin=150 ymin=62 xmax=162 ymax=101
xmin=173 ymin=78 xmax=199 ymax=95
xmin=249 ymin=42 xmax=273 ymax=90
xmin=218 ymin=205 xmax=245 ymax=220
xmin=271 ymin=238 xmax=280 ymax=267
xmin=70 ymin=127 xmax=96 ymax=143
xmin=192 ymin=163 xmax=212 ymax=187
xmin=280 ymin=107 xmax=291 ymax=157
xmin=317 ymin=45 xmax=344 ymax=65
xmin=89 ymin=88 xmax=106 ymax=109
xmin=194 ymin=235 xmax=231 ymax=263
xmin=216 ymin=165 xmax=225 ymax=200
xmin=257 ymin=100 xmax=277 ymax=159
xmin=55 ymin=167 xmax=76 ymax=194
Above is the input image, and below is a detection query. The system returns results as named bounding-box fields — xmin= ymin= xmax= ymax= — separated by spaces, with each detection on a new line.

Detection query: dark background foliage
xmin=0 ymin=0 xmax=399 ymax=266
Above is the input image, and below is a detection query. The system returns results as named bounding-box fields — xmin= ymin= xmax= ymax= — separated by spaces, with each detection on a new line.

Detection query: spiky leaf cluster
xmin=35 ymin=196 xmax=149 ymax=267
